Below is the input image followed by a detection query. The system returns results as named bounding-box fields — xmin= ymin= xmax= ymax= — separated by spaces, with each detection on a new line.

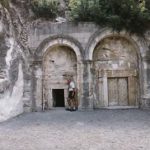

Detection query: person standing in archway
xmin=66 ymin=77 xmax=77 ymax=111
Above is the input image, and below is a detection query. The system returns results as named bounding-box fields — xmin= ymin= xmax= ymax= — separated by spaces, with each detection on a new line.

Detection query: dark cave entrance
xmin=52 ymin=89 xmax=65 ymax=107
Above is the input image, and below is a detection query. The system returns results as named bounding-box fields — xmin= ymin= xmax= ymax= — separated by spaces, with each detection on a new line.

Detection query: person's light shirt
xmin=69 ymin=81 xmax=75 ymax=91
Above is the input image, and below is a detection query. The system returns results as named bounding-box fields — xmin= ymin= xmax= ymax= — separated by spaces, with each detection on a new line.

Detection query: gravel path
xmin=0 ymin=109 xmax=150 ymax=150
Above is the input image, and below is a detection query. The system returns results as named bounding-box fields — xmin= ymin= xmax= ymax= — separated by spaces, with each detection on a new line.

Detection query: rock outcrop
xmin=0 ymin=1 xmax=30 ymax=122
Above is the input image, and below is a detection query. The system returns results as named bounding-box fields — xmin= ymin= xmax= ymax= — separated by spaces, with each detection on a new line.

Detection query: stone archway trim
xmin=86 ymin=29 xmax=143 ymax=61
xmin=33 ymin=35 xmax=84 ymax=110
xmin=86 ymin=28 xmax=144 ymax=108
xmin=34 ymin=35 xmax=84 ymax=62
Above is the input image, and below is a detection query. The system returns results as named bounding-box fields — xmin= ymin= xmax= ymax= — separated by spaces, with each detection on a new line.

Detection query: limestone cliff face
xmin=0 ymin=1 xmax=30 ymax=122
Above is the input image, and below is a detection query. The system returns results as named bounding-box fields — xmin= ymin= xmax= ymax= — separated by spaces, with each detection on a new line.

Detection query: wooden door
xmin=108 ymin=77 xmax=128 ymax=106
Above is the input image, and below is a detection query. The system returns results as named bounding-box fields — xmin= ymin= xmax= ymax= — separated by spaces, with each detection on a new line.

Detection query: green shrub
xmin=69 ymin=0 xmax=150 ymax=35
xmin=145 ymin=0 xmax=150 ymax=10
xmin=69 ymin=0 xmax=92 ymax=21
xmin=0 ymin=0 xmax=9 ymax=8
xmin=31 ymin=0 xmax=59 ymax=19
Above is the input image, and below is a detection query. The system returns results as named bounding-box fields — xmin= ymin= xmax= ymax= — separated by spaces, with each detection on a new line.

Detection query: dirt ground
xmin=0 ymin=109 xmax=150 ymax=150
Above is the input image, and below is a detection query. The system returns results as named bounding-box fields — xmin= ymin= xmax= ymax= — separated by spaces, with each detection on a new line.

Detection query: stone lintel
xmin=98 ymin=69 xmax=137 ymax=78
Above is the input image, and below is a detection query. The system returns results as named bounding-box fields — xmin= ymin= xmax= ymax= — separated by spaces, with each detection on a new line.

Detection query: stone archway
xmin=32 ymin=35 xmax=83 ymax=111
xmin=92 ymin=36 xmax=139 ymax=108
xmin=85 ymin=29 xmax=142 ymax=109
xmin=42 ymin=45 xmax=78 ymax=109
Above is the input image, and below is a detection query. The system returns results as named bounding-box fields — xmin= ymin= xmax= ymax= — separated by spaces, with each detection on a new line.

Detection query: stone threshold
xmin=101 ymin=106 xmax=139 ymax=109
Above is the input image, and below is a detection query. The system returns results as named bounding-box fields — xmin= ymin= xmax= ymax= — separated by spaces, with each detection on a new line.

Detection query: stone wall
xmin=0 ymin=2 xmax=150 ymax=121
xmin=28 ymin=21 xmax=150 ymax=111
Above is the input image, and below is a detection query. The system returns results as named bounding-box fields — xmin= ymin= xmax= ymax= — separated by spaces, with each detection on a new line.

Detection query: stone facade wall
xmin=0 ymin=16 xmax=150 ymax=121
xmin=27 ymin=22 xmax=150 ymax=111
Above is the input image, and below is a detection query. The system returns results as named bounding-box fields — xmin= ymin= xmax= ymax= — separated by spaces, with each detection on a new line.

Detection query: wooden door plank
xmin=108 ymin=78 xmax=118 ymax=106
xmin=99 ymin=78 xmax=104 ymax=107
xmin=128 ymin=77 xmax=136 ymax=106
xmin=118 ymin=78 xmax=128 ymax=106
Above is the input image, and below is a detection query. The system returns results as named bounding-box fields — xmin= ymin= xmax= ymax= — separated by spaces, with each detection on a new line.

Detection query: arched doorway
xmin=92 ymin=36 xmax=139 ymax=108
xmin=42 ymin=45 xmax=77 ymax=109
xmin=32 ymin=36 xmax=83 ymax=111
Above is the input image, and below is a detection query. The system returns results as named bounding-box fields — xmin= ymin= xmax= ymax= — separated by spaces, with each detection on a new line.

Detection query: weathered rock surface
xmin=0 ymin=0 xmax=150 ymax=122
xmin=0 ymin=1 xmax=29 ymax=122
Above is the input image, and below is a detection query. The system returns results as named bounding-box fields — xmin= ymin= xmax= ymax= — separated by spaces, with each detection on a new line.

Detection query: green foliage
xmin=145 ymin=0 xmax=150 ymax=10
xmin=69 ymin=0 xmax=150 ymax=35
xmin=31 ymin=0 xmax=59 ymax=19
xmin=0 ymin=0 xmax=9 ymax=8
xmin=69 ymin=0 xmax=92 ymax=21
